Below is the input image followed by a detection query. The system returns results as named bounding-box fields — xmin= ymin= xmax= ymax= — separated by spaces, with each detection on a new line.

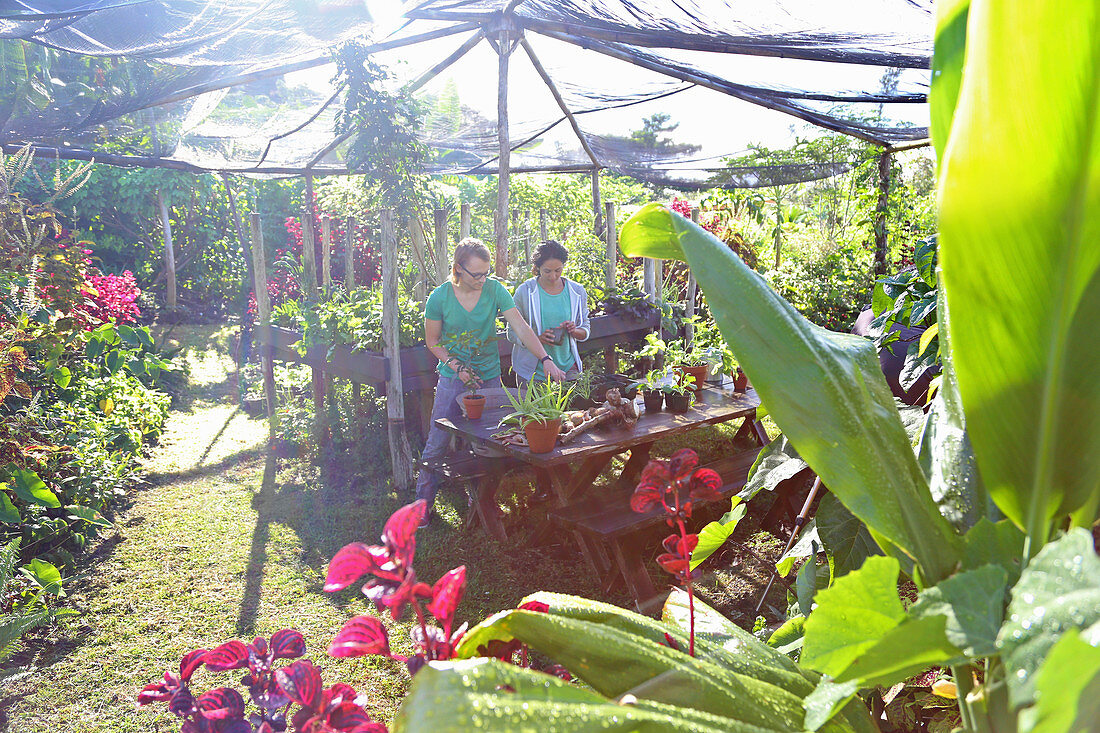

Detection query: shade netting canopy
xmin=0 ymin=0 xmax=932 ymax=186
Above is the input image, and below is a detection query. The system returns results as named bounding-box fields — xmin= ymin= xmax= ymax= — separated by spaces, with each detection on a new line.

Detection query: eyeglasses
xmin=459 ymin=262 xmax=490 ymax=280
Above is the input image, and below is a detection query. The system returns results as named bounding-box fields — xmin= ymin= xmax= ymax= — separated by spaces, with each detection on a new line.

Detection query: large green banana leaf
xmin=619 ymin=205 xmax=960 ymax=583
xmin=937 ymin=1 xmax=1100 ymax=546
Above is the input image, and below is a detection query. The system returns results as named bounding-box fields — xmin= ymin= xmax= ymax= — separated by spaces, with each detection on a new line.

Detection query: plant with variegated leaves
xmin=323 ymin=499 xmax=468 ymax=677
xmin=137 ymin=629 xmax=386 ymax=733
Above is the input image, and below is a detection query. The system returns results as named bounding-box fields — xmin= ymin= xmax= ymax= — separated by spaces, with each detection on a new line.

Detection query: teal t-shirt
xmin=534 ymin=283 xmax=574 ymax=379
xmin=425 ymin=279 xmax=515 ymax=380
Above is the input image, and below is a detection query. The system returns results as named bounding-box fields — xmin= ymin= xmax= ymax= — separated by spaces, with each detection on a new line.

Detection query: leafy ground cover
xmin=0 ymin=325 xmax=788 ymax=730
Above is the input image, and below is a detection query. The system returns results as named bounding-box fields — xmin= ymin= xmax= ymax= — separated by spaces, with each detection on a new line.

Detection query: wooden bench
xmin=549 ymin=446 xmax=798 ymax=611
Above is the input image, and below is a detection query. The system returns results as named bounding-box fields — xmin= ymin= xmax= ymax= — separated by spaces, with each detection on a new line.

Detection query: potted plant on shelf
xmin=500 ymin=378 xmax=574 ymax=453
xmin=444 ymin=331 xmax=490 ymax=420
xmin=662 ymin=373 xmax=695 ymax=413
xmin=635 ymin=368 xmax=667 ymax=413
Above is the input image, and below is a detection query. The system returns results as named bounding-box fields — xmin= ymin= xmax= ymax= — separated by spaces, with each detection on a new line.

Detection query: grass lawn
xmin=0 ymin=324 xmax=792 ymax=731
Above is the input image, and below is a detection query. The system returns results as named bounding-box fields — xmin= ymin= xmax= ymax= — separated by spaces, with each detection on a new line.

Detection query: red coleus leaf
xmin=275 ymin=659 xmax=323 ymax=709
xmin=180 ymin=649 xmax=208 ymax=681
xmin=324 ymin=543 xmax=384 ymax=592
xmin=426 ymin=566 xmax=466 ymax=627
xmin=669 ymin=448 xmax=700 ymax=479
xmin=518 ymin=600 xmax=549 ymax=613
xmin=630 ymin=486 xmax=663 ymax=514
xmin=270 ymin=628 xmax=306 ymax=660
xmin=204 ymin=640 xmax=249 ymax=672
xmin=689 ymin=468 xmax=723 ymax=501
xmin=381 ymin=500 xmax=427 ymax=566
xmin=196 ymin=687 xmax=246 ymax=720
xmin=657 ymin=553 xmax=690 ymax=575
xmin=329 ymin=615 xmax=391 ymax=658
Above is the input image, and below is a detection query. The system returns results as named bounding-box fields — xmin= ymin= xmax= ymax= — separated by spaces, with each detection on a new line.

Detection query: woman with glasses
xmin=507 ymin=240 xmax=590 ymax=386
xmin=416 ymin=237 xmax=566 ymax=526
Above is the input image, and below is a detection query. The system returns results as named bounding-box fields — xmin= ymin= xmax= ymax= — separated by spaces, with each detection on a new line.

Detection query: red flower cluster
xmin=83 ymin=270 xmax=141 ymax=326
xmin=138 ymin=630 xmax=386 ymax=733
xmin=324 ymin=500 xmax=467 ymax=676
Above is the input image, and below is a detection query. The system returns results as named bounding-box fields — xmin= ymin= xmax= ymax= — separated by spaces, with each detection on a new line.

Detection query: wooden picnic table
xmin=436 ymin=384 xmax=767 ymax=607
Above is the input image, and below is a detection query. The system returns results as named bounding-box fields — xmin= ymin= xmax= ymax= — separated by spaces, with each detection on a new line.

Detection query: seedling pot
xmin=642 ymin=389 xmax=664 ymax=413
xmin=463 ymin=393 xmax=486 ymax=419
xmin=524 ymin=418 xmax=562 ymax=453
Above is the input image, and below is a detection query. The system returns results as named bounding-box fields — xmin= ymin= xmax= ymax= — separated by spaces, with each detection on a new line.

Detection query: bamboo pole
xmin=460 ymin=202 xmax=471 ymax=240
xmin=249 ymin=213 xmax=276 ymax=430
xmin=686 ymin=207 xmax=699 ymax=343
xmin=540 ymin=207 xmax=548 ymax=242
xmin=156 ymin=190 xmax=177 ymax=310
xmin=344 ymin=215 xmax=357 ymax=291
xmin=381 ymin=209 xmax=416 ymax=493
xmin=321 ymin=214 xmax=332 ymax=295
xmin=604 ymin=201 xmax=618 ymax=372
xmin=434 ymin=208 xmax=449 ymax=285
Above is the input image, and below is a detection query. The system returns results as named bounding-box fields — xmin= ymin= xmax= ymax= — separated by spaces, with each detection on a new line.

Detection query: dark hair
xmin=532 ymin=239 xmax=569 ymax=269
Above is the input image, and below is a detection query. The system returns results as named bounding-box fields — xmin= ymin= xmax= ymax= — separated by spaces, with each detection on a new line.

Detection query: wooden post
xmin=321 ymin=214 xmax=332 ymax=295
xmin=249 ymin=213 xmax=276 ymax=430
xmin=604 ymin=201 xmax=618 ymax=372
xmin=591 ymin=170 xmax=602 ymax=237
xmin=381 ymin=209 xmax=416 ymax=493
xmin=156 ymin=189 xmax=177 ymax=310
xmin=301 ymin=213 xmax=318 ymax=299
xmin=344 ymin=216 xmax=357 ymax=291
xmin=686 ymin=207 xmax=699 ymax=343
xmin=434 ymin=208 xmax=449 ymax=285
xmin=494 ymin=26 xmax=514 ymax=278
xmin=875 ymin=150 xmax=891 ymax=278
xmin=539 ymin=207 xmax=548 ymax=243
xmin=460 ymin=202 xmax=471 ymax=240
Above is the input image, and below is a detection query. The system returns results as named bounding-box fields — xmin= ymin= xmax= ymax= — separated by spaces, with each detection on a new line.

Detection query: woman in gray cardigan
xmin=507 ymin=240 xmax=591 ymax=383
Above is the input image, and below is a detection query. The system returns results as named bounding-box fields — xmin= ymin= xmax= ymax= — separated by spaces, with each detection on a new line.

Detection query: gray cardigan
xmin=507 ymin=277 xmax=591 ymax=380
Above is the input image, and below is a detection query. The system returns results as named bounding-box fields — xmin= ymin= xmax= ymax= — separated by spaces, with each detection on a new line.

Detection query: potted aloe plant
xmin=500 ymin=379 xmax=573 ymax=453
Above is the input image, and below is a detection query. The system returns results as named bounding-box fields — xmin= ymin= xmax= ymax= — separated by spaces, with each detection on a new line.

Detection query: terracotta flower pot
xmin=463 ymin=393 xmax=486 ymax=420
xmin=524 ymin=418 xmax=562 ymax=454
xmin=642 ymin=389 xmax=664 ymax=413
xmin=677 ymin=365 xmax=707 ymax=393
xmin=665 ymin=391 xmax=691 ymax=414
xmin=732 ymin=368 xmax=749 ymax=392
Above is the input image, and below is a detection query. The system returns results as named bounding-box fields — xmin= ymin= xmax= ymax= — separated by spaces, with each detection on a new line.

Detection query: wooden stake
xmin=321 ymin=214 xmax=332 ymax=295
xmin=434 ymin=208 xmax=449 ymax=285
xmin=460 ymin=202 xmax=471 ymax=240
xmin=686 ymin=207 xmax=699 ymax=343
xmin=156 ymin=189 xmax=177 ymax=310
xmin=249 ymin=213 xmax=276 ymax=429
xmin=381 ymin=209 xmax=416 ymax=493
xmin=344 ymin=215 xmax=357 ymax=291
xmin=539 ymin=207 xmax=548 ymax=242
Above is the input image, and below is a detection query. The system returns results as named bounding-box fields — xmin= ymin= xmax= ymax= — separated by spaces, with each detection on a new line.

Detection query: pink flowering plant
xmin=138 ymin=629 xmax=386 ymax=733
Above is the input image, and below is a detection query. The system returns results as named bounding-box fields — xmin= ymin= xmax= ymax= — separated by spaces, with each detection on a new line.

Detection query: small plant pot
xmin=732 ymin=368 xmax=749 ymax=392
xmin=665 ymin=391 xmax=691 ymax=414
xmin=463 ymin=393 xmax=486 ymax=420
xmin=676 ymin=365 xmax=708 ymax=393
xmin=642 ymin=389 xmax=664 ymax=413
xmin=524 ymin=418 xmax=562 ymax=454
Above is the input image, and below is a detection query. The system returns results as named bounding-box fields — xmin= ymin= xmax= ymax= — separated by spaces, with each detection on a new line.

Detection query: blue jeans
xmin=415 ymin=374 xmax=502 ymax=507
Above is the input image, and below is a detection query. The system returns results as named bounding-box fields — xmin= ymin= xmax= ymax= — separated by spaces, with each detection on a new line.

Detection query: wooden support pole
xmin=156 ymin=189 xmax=177 ymax=310
xmin=434 ymin=208 xmax=449 ymax=285
xmin=686 ymin=207 xmax=699 ymax=343
xmin=460 ymin=202 xmax=471 ymax=240
xmin=494 ymin=28 xmax=514 ymax=278
xmin=591 ymin=170 xmax=603 ymax=237
xmin=381 ymin=209 xmax=416 ymax=493
xmin=539 ymin=207 xmax=548 ymax=243
xmin=249 ymin=213 xmax=276 ymax=429
xmin=301 ymin=213 xmax=318 ymax=299
xmin=875 ymin=150 xmax=891 ymax=278
xmin=604 ymin=200 xmax=618 ymax=372
xmin=321 ymin=214 xmax=332 ymax=295
xmin=344 ymin=215 xmax=357 ymax=291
